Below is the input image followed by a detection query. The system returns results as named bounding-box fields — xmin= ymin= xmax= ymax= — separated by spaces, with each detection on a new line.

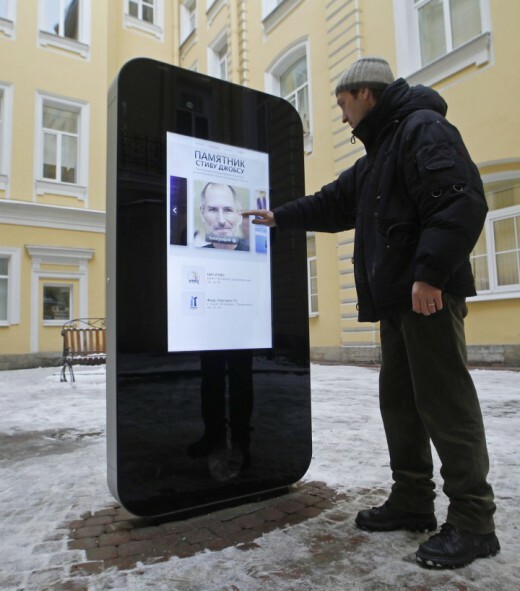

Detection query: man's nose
xmin=216 ymin=210 xmax=226 ymax=223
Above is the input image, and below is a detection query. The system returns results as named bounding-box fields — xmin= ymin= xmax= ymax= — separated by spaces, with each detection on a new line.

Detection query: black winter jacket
xmin=273 ymin=78 xmax=488 ymax=322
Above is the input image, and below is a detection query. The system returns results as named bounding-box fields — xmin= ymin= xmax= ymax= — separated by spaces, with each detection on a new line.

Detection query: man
xmin=199 ymin=182 xmax=249 ymax=251
xmin=244 ymin=56 xmax=499 ymax=568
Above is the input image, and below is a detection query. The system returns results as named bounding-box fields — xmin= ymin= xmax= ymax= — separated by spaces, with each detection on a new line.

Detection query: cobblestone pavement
xmin=63 ymin=481 xmax=344 ymax=587
xmin=21 ymin=479 xmax=517 ymax=591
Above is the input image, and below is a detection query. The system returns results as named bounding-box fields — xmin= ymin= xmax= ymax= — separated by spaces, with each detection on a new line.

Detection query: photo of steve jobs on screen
xmin=195 ymin=182 xmax=250 ymax=251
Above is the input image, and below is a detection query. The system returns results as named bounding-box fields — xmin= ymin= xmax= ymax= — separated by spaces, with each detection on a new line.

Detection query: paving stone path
xmin=63 ymin=481 xmax=345 ymax=586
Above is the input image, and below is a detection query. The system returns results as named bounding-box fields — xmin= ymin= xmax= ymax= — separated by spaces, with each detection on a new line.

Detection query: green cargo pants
xmin=379 ymin=294 xmax=496 ymax=534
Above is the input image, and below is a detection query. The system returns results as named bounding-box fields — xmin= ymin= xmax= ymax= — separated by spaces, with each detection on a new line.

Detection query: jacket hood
xmin=353 ymin=78 xmax=448 ymax=149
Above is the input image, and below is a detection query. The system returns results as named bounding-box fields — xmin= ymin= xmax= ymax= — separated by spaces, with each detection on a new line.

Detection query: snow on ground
xmin=0 ymin=364 xmax=518 ymax=590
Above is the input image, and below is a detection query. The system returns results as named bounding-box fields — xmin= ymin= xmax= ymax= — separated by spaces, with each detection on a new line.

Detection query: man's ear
xmin=360 ymin=87 xmax=377 ymax=107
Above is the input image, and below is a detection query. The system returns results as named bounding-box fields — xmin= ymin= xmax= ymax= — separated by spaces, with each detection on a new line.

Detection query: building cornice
xmin=0 ymin=200 xmax=106 ymax=233
xmin=25 ymin=244 xmax=95 ymax=265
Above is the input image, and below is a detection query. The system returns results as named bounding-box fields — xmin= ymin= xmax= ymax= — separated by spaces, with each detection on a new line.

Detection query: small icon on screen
xmin=170 ymin=176 xmax=188 ymax=246
xmin=182 ymin=292 xmax=205 ymax=315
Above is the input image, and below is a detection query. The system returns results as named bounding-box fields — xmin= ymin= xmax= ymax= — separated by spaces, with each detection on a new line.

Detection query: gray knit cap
xmin=335 ymin=56 xmax=394 ymax=94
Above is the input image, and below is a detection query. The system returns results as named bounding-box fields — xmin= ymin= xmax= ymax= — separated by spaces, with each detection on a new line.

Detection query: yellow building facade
xmin=1 ymin=0 xmax=518 ymax=367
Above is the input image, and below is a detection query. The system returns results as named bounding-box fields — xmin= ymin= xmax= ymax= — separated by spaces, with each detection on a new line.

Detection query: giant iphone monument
xmin=106 ymin=59 xmax=311 ymax=518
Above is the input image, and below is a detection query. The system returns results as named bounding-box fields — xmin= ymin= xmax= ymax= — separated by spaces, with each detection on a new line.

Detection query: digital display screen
xmin=166 ymin=132 xmax=272 ymax=352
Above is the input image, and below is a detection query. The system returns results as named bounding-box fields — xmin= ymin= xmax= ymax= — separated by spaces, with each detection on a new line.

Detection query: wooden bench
xmin=61 ymin=318 xmax=106 ymax=382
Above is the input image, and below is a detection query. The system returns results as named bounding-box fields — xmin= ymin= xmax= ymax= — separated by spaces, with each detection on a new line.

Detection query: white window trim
xmin=0 ymin=82 xmax=13 ymax=195
xmin=123 ymin=0 xmax=164 ymax=40
xmin=207 ymin=29 xmax=228 ymax=80
xmin=307 ymin=257 xmax=318 ymax=317
xmin=265 ymin=38 xmax=313 ymax=154
xmin=26 ymin=245 xmax=93 ymax=352
xmin=38 ymin=0 xmax=92 ymax=59
xmin=262 ymin=0 xmax=305 ymax=34
xmin=471 ymin=205 xmax=520 ymax=302
xmin=206 ymin=0 xmax=224 ymax=27
xmin=34 ymin=92 xmax=89 ymax=202
xmin=471 ymin=170 xmax=520 ymax=302
xmin=0 ymin=247 xmax=21 ymax=326
xmin=0 ymin=0 xmax=16 ymax=38
xmin=393 ymin=0 xmax=492 ymax=86
xmin=180 ymin=0 xmax=197 ymax=45
xmin=306 ymin=232 xmax=318 ymax=317
xmin=0 ymin=16 xmax=14 ymax=38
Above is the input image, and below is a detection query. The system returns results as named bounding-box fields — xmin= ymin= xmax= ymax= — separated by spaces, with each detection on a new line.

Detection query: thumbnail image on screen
xmin=193 ymin=181 xmax=250 ymax=251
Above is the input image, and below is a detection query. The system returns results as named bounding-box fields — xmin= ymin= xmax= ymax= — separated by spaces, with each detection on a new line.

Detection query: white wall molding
xmin=0 ymin=200 xmax=105 ymax=233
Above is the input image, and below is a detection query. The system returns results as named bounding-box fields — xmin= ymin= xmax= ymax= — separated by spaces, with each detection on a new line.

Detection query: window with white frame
xmin=266 ymin=44 xmax=313 ymax=152
xmin=0 ymin=256 xmax=8 ymax=322
xmin=393 ymin=0 xmax=491 ymax=85
xmin=0 ymin=0 xmax=16 ymax=37
xmin=307 ymin=233 xmax=318 ymax=315
xmin=128 ymin=0 xmax=154 ymax=24
xmin=416 ymin=0 xmax=482 ymax=66
xmin=43 ymin=283 xmax=72 ymax=323
xmin=124 ymin=0 xmax=163 ymax=38
xmin=42 ymin=102 xmax=79 ymax=184
xmin=0 ymin=88 xmax=5 ymax=188
xmin=208 ymin=32 xmax=228 ymax=80
xmin=0 ymin=248 xmax=21 ymax=325
xmin=280 ymin=56 xmax=310 ymax=138
xmin=41 ymin=0 xmax=78 ymax=39
xmin=180 ymin=0 xmax=196 ymax=43
xmin=36 ymin=94 xmax=88 ymax=200
xmin=262 ymin=0 xmax=303 ymax=32
xmin=0 ymin=83 xmax=12 ymax=191
xmin=26 ymin=245 xmax=93 ymax=351
xmin=0 ymin=0 xmax=15 ymax=37
xmin=263 ymin=0 xmax=284 ymax=15
xmin=217 ymin=44 xmax=228 ymax=80
xmin=262 ymin=0 xmax=297 ymax=18
xmin=39 ymin=0 xmax=91 ymax=57
xmin=471 ymin=179 xmax=520 ymax=298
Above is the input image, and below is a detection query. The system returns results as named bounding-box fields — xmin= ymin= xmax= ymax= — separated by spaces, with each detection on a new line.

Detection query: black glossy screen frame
xmin=107 ymin=58 xmax=311 ymax=518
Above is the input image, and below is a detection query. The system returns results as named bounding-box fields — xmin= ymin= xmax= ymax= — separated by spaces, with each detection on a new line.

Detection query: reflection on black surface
xmin=112 ymin=60 xmax=311 ymax=518
xmin=116 ymin=356 xmax=310 ymax=517
xmin=189 ymin=350 xmax=254 ymax=480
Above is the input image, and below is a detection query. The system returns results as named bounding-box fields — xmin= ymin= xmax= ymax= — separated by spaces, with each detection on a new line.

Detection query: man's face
xmin=200 ymin=184 xmax=242 ymax=248
xmin=336 ymin=89 xmax=376 ymax=129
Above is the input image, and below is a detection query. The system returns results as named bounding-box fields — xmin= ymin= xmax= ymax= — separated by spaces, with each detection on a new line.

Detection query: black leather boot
xmin=416 ymin=523 xmax=500 ymax=568
xmin=355 ymin=501 xmax=437 ymax=532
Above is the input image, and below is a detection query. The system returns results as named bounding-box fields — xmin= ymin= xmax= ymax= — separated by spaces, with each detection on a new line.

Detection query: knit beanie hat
xmin=335 ymin=57 xmax=394 ymax=94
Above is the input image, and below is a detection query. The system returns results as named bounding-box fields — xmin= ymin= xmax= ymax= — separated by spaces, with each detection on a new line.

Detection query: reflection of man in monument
xmin=199 ymin=183 xmax=249 ymax=251
xmin=188 ymin=350 xmax=254 ymax=473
